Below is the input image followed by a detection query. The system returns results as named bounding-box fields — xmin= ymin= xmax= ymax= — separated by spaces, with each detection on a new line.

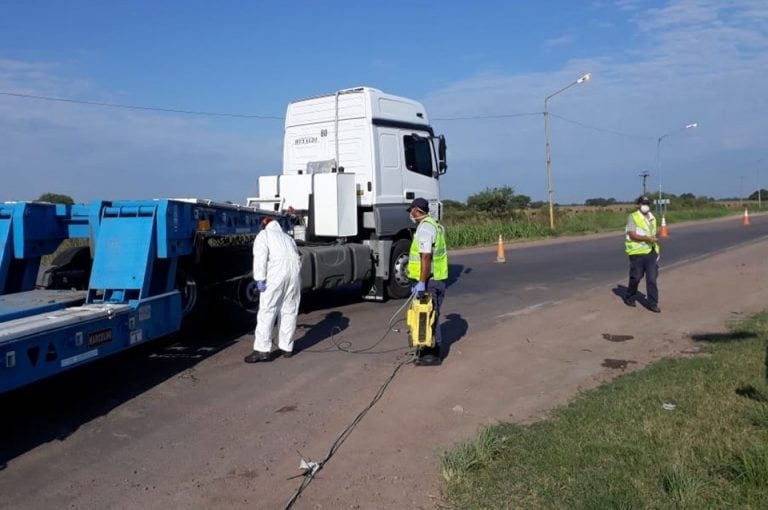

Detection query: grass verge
xmin=440 ymin=312 xmax=768 ymax=509
xmin=445 ymin=207 xmax=740 ymax=249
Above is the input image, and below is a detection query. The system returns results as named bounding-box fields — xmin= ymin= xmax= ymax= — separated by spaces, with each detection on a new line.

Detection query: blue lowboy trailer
xmin=0 ymin=199 xmax=286 ymax=394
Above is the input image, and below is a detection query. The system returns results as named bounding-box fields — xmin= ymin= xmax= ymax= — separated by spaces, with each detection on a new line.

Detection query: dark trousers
xmin=627 ymin=251 xmax=659 ymax=305
xmin=426 ymin=280 xmax=446 ymax=346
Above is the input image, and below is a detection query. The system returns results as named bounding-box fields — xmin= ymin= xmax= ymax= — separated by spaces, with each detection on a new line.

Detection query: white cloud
xmin=423 ymin=0 xmax=768 ymax=203
xmin=614 ymin=0 xmax=644 ymax=12
xmin=0 ymin=59 xmax=283 ymax=203
xmin=2 ymin=0 xmax=767 ymax=206
xmin=544 ymin=35 xmax=575 ymax=48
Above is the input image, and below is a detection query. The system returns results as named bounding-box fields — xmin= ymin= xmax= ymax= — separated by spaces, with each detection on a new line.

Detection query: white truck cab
xmin=248 ymin=87 xmax=447 ymax=300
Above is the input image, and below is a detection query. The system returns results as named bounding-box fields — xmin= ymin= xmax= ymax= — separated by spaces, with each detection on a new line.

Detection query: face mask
xmin=410 ymin=212 xmax=426 ymax=224
xmin=408 ymin=211 xmax=427 ymax=223
xmin=640 ymin=205 xmax=650 ymax=214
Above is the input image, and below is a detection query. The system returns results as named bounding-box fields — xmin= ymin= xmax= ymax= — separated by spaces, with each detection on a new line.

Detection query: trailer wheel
xmin=236 ymin=278 xmax=261 ymax=314
xmin=176 ymin=269 xmax=199 ymax=317
xmin=386 ymin=239 xmax=411 ymax=299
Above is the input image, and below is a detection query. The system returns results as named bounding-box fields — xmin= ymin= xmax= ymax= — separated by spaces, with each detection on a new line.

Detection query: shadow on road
xmin=612 ymin=285 xmax=658 ymax=310
xmin=294 ymin=311 xmax=350 ymax=353
xmin=447 ymin=264 xmax=470 ymax=288
xmin=612 ymin=285 xmax=631 ymax=300
xmin=441 ymin=313 xmax=469 ymax=360
xmin=691 ymin=331 xmax=757 ymax=343
xmin=0 ymin=305 xmax=252 ymax=472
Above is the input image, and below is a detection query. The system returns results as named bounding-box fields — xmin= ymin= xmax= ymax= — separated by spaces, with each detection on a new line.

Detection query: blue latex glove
xmin=256 ymin=280 xmax=267 ymax=292
xmin=412 ymin=281 xmax=426 ymax=297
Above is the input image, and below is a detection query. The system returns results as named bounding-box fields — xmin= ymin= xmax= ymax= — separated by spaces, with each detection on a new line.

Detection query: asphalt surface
xmin=0 ymin=211 xmax=766 ymax=507
xmin=445 ymin=212 xmax=768 ymax=331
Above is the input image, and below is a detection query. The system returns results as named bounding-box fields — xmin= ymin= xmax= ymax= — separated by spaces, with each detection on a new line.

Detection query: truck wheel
xmin=386 ymin=239 xmax=411 ymax=299
xmin=176 ymin=268 xmax=199 ymax=317
xmin=236 ymin=278 xmax=261 ymax=314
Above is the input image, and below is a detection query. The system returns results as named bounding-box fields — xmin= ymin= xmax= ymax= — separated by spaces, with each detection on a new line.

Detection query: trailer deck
xmin=0 ymin=199 xmax=285 ymax=394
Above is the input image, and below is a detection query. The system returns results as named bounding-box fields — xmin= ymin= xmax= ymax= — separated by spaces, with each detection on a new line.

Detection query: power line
xmin=550 ymin=113 xmax=654 ymax=140
xmin=0 ymin=90 xmax=658 ymax=140
xmin=432 ymin=111 xmax=542 ymax=121
xmin=0 ymin=90 xmax=284 ymax=120
xmin=433 ymin=110 xmax=654 ymax=140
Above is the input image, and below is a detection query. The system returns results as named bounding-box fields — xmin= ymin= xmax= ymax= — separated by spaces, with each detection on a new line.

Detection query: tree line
xmin=444 ymin=187 xmax=768 ymax=216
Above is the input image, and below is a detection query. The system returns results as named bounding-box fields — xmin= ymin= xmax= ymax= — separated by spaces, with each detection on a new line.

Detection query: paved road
xmin=1 ymin=212 xmax=766 ymax=507
xmin=447 ymin=213 xmax=768 ymax=330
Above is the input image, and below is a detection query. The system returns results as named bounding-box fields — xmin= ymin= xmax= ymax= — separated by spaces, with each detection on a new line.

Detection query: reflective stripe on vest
xmin=408 ymin=216 xmax=449 ymax=281
xmin=625 ymin=210 xmax=660 ymax=255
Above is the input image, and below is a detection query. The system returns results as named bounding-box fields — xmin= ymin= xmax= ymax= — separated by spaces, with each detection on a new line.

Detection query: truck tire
xmin=386 ymin=239 xmax=411 ymax=299
xmin=236 ymin=278 xmax=261 ymax=314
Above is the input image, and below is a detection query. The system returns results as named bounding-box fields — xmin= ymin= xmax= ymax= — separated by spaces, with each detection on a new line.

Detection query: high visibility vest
xmin=408 ymin=216 xmax=448 ymax=281
xmin=625 ymin=210 xmax=660 ymax=255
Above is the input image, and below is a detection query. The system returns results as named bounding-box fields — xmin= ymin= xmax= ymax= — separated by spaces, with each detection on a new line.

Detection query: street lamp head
xmin=577 ymin=73 xmax=592 ymax=84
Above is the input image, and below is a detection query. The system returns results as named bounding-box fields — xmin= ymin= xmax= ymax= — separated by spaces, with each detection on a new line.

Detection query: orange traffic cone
xmin=496 ymin=234 xmax=506 ymax=263
xmin=659 ymin=215 xmax=669 ymax=238
xmin=743 ymin=208 xmax=751 ymax=226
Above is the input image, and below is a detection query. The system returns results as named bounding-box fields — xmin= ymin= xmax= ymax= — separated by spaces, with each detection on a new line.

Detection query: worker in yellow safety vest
xmin=407 ymin=197 xmax=449 ymax=366
xmin=623 ymin=196 xmax=661 ymax=312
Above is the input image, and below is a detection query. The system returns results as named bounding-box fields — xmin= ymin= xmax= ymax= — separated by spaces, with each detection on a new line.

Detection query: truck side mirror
xmin=437 ymin=135 xmax=447 ymax=174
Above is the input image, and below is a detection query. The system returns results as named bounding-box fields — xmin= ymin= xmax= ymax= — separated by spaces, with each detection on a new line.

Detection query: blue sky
xmin=1 ymin=0 xmax=766 ymax=204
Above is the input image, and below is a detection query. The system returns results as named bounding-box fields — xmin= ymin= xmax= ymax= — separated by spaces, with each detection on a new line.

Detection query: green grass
xmin=444 ymin=206 xmax=741 ymax=248
xmin=666 ymin=207 xmax=734 ymax=223
xmin=440 ymin=312 xmax=768 ymax=509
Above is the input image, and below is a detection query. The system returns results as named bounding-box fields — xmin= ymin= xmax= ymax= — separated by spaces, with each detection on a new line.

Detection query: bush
xmin=467 ymin=186 xmax=530 ymax=217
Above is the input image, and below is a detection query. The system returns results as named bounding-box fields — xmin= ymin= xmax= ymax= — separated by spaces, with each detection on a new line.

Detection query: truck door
xmin=400 ymin=132 xmax=439 ymax=204
xmin=376 ymin=129 xmax=404 ymax=203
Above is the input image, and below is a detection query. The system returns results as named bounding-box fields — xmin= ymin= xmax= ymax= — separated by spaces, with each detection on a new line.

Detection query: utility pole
xmin=758 ymin=160 xmax=763 ymax=210
xmin=543 ymin=72 xmax=591 ymax=229
xmin=639 ymin=171 xmax=650 ymax=196
xmin=739 ymin=175 xmax=745 ymax=207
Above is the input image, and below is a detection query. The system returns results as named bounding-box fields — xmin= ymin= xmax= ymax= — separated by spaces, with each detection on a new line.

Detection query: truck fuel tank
xmin=298 ymin=244 xmax=372 ymax=291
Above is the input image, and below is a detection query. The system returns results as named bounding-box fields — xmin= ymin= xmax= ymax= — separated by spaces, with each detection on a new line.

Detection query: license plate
xmin=88 ymin=328 xmax=113 ymax=347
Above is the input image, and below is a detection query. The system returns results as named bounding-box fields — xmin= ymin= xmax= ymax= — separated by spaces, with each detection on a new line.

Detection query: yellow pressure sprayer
xmin=406 ymin=293 xmax=436 ymax=348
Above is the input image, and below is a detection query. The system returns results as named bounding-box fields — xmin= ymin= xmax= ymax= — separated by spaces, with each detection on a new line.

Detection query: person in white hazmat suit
xmin=244 ymin=218 xmax=302 ymax=363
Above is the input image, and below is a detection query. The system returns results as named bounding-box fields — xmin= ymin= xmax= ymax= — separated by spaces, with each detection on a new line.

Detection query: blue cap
xmin=407 ymin=197 xmax=429 ymax=213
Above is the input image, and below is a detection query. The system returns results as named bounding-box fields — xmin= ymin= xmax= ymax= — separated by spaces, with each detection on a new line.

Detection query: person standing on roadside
xmin=623 ymin=196 xmax=661 ymax=312
xmin=244 ymin=217 xmax=302 ymax=363
xmin=407 ymin=197 xmax=449 ymax=365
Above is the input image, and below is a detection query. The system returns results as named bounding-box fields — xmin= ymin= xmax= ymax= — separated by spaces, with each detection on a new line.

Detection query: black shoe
xmin=649 ymin=305 xmax=661 ymax=313
xmin=281 ymin=350 xmax=293 ymax=359
xmin=244 ymin=351 xmax=271 ymax=363
xmin=623 ymin=294 xmax=636 ymax=307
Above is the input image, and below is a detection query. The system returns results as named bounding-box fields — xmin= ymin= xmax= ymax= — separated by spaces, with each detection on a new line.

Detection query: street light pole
xmin=739 ymin=175 xmax=746 ymax=207
xmin=758 ymin=160 xmax=763 ymax=210
xmin=544 ymin=72 xmax=591 ymax=230
xmin=656 ymin=122 xmax=697 ymax=216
